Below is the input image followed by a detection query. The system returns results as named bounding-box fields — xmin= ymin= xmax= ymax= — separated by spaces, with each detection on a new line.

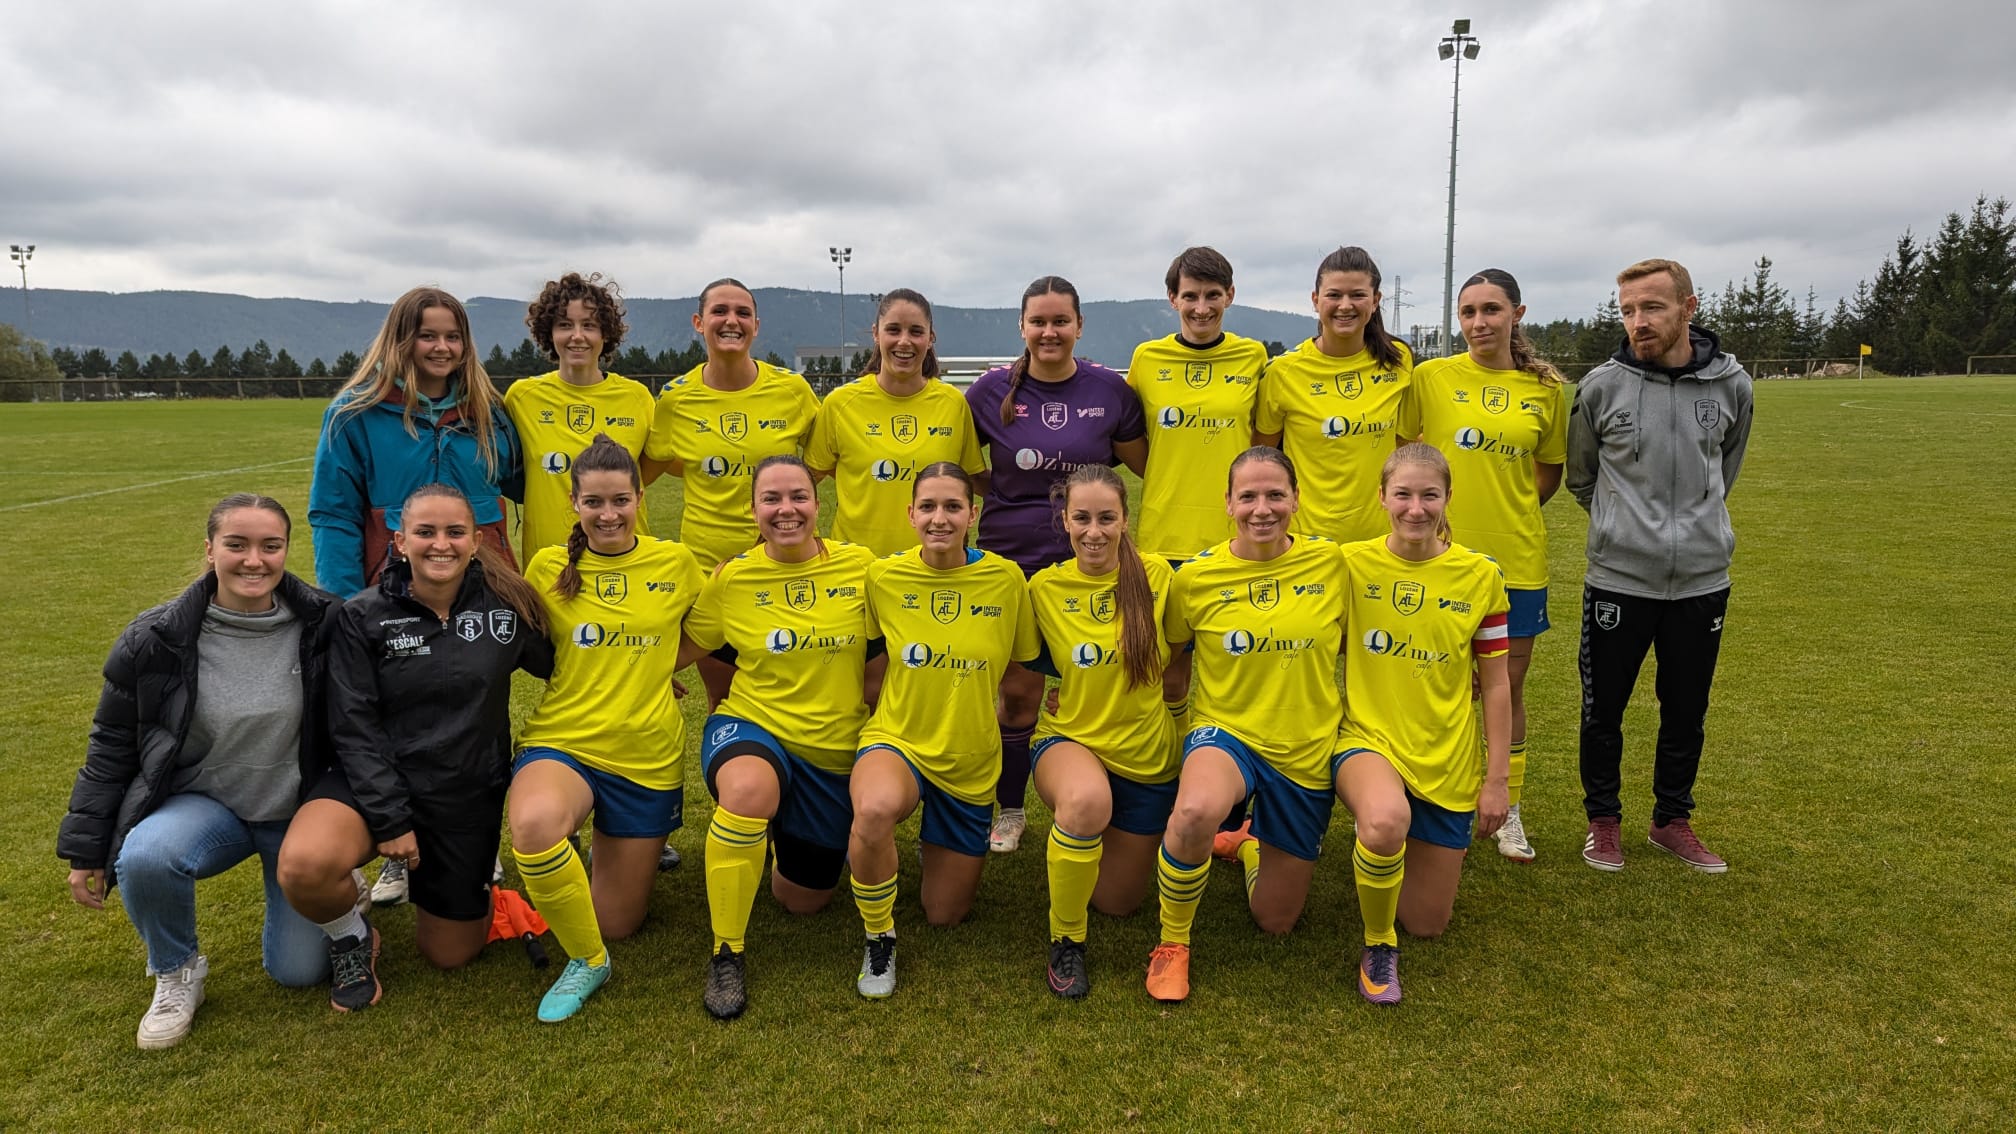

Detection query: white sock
xmin=317 ymin=909 xmax=367 ymax=942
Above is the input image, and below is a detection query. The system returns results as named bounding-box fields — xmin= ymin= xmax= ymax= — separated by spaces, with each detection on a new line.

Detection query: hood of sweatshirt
xmin=1610 ymin=324 xmax=1736 ymax=380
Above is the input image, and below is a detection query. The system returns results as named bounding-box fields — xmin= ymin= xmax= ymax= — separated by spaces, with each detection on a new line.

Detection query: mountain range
xmin=4 ymin=287 xmax=1326 ymax=371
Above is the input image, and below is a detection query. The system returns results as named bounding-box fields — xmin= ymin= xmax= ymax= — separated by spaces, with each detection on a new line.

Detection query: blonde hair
xmin=1380 ymin=442 xmax=1452 ymax=542
xmin=331 ymin=287 xmax=507 ymax=480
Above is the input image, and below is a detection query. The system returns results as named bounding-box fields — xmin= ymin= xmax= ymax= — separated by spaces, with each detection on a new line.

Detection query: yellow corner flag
xmin=1859 ymin=344 xmax=1873 ymax=356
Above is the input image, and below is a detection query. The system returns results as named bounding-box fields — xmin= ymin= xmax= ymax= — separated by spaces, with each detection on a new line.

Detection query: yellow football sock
xmin=1047 ymin=825 xmax=1104 ymax=942
xmin=1155 ymin=846 xmax=1210 ymax=946
xmin=514 ymin=837 xmax=605 ymax=966
xmin=705 ymin=807 xmax=769 ymax=953
xmin=1353 ymin=838 xmax=1405 ymax=949
xmin=1237 ymin=838 xmax=1262 ymax=898
xmin=1507 ymin=739 xmax=1528 ymax=807
xmin=850 ymin=872 xmax=898 ymax=938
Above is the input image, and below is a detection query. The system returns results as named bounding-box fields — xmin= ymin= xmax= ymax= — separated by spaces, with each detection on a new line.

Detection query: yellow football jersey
xmin=1165 ymin=535 xmax=1350 ymax=790
xmin=804 ymin=375 xmax=987 ymax=557
xmin=859 ymin=548 xmax=1041 ymax=805
xmin=518 ymin=536 xmax=706 ymax=790
xmin=1334 ymin=538 xmax=1510 ymax=812
xmin=684 ymin=541 xmax=877 ymax=775
xmin=1029 ymin=555 xmax=1178 ymax=784
xmin=503 ymin=371 xmax=656 ymax=561
xmin=1401 ymin=354 xmax=1570 ymax=589
xmin=1125 ymin=334 xmax=1269 ymax=559
xmin=1255 ymin=338 xmax=1414 ymax=544
xmin=645 ymin=360 xmax=818 ymax=568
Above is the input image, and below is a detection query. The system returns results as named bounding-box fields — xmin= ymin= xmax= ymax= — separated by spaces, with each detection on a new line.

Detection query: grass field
xmin=3 ymin=378 xmax=2013 ymax=1131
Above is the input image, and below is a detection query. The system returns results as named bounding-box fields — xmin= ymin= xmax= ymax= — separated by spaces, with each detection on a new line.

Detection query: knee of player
xmin=1399 ymin=910 xmax=1450 ymax=939
xmin=507 ymin=806 xmax=576 ymax=854
xmin=274 ymin=839 xmax=342 ymax=896
xmin=1052 ymin=788 xmax=1112 ymax=836
xmin=1354 ymin=810 xmax=1410 ymax=855
xmin=417 ymin=937 xmax=481 ymax=972
xmin=1091 ymin=893 xmax=1142 ymax=919
xmin=922 ymin=899 xmax=972 ymax=929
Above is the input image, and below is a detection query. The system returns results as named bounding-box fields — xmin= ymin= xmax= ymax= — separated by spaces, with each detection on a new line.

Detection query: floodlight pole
xmin=829 ymin=246 xmax=852 ymax=348
xmin=1439 ymin=22 xmax=1479 ymax=359
xmin=8 ymin=244 xmax=32 ymax=340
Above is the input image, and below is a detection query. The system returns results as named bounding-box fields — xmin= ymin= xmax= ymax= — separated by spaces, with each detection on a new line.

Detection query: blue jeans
xmin=114 ymin=793 xmax=328 ymax=986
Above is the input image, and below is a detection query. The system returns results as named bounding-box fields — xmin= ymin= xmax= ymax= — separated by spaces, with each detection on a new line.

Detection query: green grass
xmin=3 ymin=380 xmax=2014 ymax=1131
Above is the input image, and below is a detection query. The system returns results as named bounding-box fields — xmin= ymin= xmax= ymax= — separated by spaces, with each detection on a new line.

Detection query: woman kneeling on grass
xmin=508 ymin=434 xmax=709 ymax=1022
xmin=275 ymin=483 xmax=554 ymax=1012
xmin=681 ymin=456 xmax=878 ymax=1019
xmin=1145 ymin=448 xmax=1350 ymax=1005
xmin=1025 ymin=466 xmax=1177 ymax=999
xmin=59 ymin=494 xmax=339 ymax=1049
xmin=846 ymin=462 xmax=1040 ymax=999
xmin=1328 ymin=442 xmax=1511 ymax=1004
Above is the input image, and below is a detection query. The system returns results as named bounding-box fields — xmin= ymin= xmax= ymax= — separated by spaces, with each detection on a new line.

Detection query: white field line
xmin=0 ymin=457 xmax=313 ymax=512
xmin=1837 ymin=400 xmax=2016 ymax=418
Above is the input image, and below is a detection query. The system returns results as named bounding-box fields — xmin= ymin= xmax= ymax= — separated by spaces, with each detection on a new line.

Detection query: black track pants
xmin=1577 ymin=584 xmax=1730 ymax=825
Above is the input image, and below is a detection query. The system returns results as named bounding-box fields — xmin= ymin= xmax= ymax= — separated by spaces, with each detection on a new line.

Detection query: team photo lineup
xmin=57 ymin=244 xmax=1756 ymax=1048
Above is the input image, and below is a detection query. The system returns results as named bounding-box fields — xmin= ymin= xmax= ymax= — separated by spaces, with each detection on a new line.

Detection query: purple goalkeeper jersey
xmin=965 ymin=360 xmax=1146 ymax=573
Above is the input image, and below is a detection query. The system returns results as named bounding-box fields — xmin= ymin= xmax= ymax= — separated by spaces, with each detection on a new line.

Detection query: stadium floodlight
xmin=1437 ymin=20 xmax=1481 ymax=359
xmin=8 ymin=244 xmax=32 ymax=340
xmin=829 ymin=246 xmax=853 ymax=347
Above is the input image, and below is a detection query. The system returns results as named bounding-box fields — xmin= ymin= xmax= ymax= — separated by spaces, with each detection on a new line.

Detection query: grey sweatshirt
xmin=1565 ymin=326 xmax=1754 ymax=600
xmin=174 ymin=602 xmax=306 ymax=821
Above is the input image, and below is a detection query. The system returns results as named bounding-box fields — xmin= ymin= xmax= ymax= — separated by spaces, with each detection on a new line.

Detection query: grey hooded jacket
xmin=1566 ymin=326 xmax=1753 ymax=600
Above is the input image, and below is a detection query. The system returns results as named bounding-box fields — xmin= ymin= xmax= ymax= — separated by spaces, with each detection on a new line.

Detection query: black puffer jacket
xmin=325 ymin=558 xmax=554 ymax=841
xmin=57 ymin=573 xmax=339 ymax=885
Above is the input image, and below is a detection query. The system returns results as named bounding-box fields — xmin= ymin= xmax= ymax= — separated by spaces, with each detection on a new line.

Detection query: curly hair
xmin=525 ymin=272 xmax=627 ymax=362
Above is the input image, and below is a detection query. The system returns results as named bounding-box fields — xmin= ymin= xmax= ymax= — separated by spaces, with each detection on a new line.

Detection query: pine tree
xmin=1866 ymin=234 xmax=1925 ymax=374
xmin=183 ymin=349 xmax=206 ymax=376
xmin=333 ymin=350 xmax=363 ymax=377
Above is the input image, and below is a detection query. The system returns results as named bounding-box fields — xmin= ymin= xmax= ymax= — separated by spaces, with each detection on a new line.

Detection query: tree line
xmin=1521 ymin=195 xmax=2016 ymax=375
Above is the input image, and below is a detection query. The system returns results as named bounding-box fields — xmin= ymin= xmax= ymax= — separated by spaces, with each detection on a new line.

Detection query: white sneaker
xmin=491 ymin=856 xmax=504 ymax=886
xmin=1494 ymin=803 xmax=1536 ymax=863
xmin=137 ymin=955 xmax=208 ymax=1049
xmin=370 ymin=858 xmax=409 ymax=906
xmin=988 ymin=808 xmax=1027 ymax=854
xmin=856 ymin=934 xmax=897 ymax=999
xmin=350 ymin=868 xmax=371 ymax=917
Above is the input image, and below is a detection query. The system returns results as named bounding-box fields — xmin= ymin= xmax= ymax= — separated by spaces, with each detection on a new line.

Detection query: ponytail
xmin=1315 ymin=247 xmax=1405 ymax=371
xmin=1003 ymin=275 xmax=1082 ymax=426
xmin=863 ymin=288 xmax=941 ymax=380
xmin=475 ymin=539 xmax=549 ymax=635
xmin=1463 ymin=268 xmax=1561 ymax=387
xmin=554 ymin=523 xmax=590 ymax=601
xmin=1112 ymin=529 xmax=1159 ymax=691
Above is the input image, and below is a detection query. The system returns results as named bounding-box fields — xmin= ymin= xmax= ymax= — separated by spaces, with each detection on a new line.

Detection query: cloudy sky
xmin=4 ymin=0 xmax=2009 ymax=326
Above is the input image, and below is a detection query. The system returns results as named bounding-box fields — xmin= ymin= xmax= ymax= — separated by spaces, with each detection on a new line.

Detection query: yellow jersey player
xmin=1332 ymin=442 xmax=1510 ymax=1006
xmin=1125 ymin=247 xmax=1269 ymax=564
xmin=1026 ymin=466 xmax=1177 ymax=1000
xmin=644 ymin=278 xmax=819 ymax=710
xmin=806 ymin=289 xmax=988 ymax=557
xmin=505 ymin=434 xmax=709 ymax=1023
xmin=1255 ymin=246 xmax=1414 ymax=544
xmin=1401 ymin=268 xmax=1568 ymax=863
xmin=504 ymin=272 xmax=656 ymax=562
xmin=847 ymin=463 xmax=1040 ymax=1000
xmin=681 ymin=457 xmax=878 ymax=1020
xmin=1146 ymin=447 xmax=1351 ymax=1004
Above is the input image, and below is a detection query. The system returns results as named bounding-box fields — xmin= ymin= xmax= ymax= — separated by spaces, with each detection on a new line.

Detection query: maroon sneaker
xmin=1582 ymin=817 xmax=1624 ymax=872
xmin=1648 ymin=820 xmax=1727 ymax=873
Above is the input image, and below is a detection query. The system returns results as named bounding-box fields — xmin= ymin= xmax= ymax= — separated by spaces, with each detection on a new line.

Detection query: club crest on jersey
xmin=891 ymin=414 xmax=918 ymax=444
xmin=489 ymin=610 xmax=517 ymax=643
xmin=719 ymin=412 xmax=748 ymax=442
xmin=1041 ymin=402 xmax=1068 ymax=430
xmin=1185 ymin=362 xmax=1212 ymax=389
xmin=1483 ymin=386 xmax=1510 ymax=414
xmin=1090 ymin=588 xmax=1115 ymax=624
xmin=567 ymin=404 xmax=593 ymax=434
xmin=455 ymin=612 xmax=483 ymax=642
xmin=786 ymin=578 xmax=815 ymax=612
xmin=1391 ymin=581 xmax=1425 ymax=616
xmin=1695 ymin=400 xmax=1720 ymax=430
xmin=1249 ymin=578 xmax=1280 ymax=611
xmin=1595 ymin=601 xmax=1621 ymax=631
xmin=932 ymin=590 xmax=961 ymax=624
xmin=1333 ymin=371 xmax=1364 ymax=400
xmin=596 ymin=572 xmax=628 ymax=603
